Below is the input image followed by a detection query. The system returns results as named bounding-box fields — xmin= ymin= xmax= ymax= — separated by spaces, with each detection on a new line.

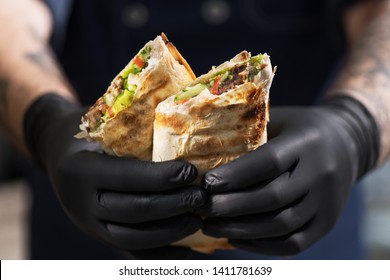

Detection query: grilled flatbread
xmin=153 ymin=51 xmax=275 ymax=253
xmin=76 ymin=33 xmax=195 ymax=160
xmin=153 ymin=51 xmax=273 ymax=174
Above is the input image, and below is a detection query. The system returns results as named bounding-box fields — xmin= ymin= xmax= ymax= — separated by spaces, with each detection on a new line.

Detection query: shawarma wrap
xmin=76 ymin=33 xmax=195 ymax=160
xmin=153 ymin=51 xmax=275 ymax=254
xmin=153 ymin=51 xmax=274 ymax=174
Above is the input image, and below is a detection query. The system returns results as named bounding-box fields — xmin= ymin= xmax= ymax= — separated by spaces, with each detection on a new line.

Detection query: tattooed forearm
xmin=338 ymin=18 xmax=390 ymax=91
xmin=0 ymin=0 xmax=75 ymax=150
xmin=329 ymin=0 xmax=390 ymax=164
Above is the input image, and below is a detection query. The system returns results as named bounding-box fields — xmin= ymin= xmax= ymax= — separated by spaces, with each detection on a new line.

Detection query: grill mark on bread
xmin=155 ymin=113 xmax=188 ymax=134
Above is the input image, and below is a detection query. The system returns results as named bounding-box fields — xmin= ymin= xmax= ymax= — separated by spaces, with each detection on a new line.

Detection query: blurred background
xmin=0 ymin=134 xmax=30 ymax=259
xmin=0 ymin=180 xmax=30 ymax=259
xmin=360 ymin=161 xmax=390 ymax=259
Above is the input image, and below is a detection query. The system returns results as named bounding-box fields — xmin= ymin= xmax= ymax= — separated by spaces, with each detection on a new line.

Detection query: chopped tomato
xmin=134 ymin=55 xmax=145 ymax=68
xmin=211 ymin=77 xmax=221 ymax=95
xmin=101 ymin=103 xmax=108 ymax=113
xmin=108 ymin=107 xmax=114 ymax=118
xmin=176 ymin=98 xmax=190 ymax=104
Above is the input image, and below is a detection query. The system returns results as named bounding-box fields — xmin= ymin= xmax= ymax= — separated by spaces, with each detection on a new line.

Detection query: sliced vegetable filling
xmin=175 ymin=54 xmax=266 ymax=104
xmin=85 ymin=46 xmax=152 ymax=132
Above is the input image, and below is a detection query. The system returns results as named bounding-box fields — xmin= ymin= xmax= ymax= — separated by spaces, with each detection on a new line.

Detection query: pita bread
xmin=76 ymin=33 xmax=195 ymax=160
xmin=153 ymin=51 xmax=273 ymax=174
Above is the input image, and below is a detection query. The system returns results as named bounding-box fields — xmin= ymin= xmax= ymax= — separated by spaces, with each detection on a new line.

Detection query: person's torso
xmin=48 ymin=0 xmax=361 ymax=106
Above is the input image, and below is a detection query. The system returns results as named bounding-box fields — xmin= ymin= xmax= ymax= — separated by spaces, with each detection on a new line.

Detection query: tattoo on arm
xmin=24 ymin=25 xmax=62 ymax=77
xmin=330 ymin=1 xmax=390 ymax=163
xmin=25 ymin=47 xmax=59 ymax=74
xmin=335 ymin=6 xmax=390 ymax=91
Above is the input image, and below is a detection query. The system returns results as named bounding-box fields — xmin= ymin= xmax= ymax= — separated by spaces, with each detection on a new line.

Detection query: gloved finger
xmin=229 ymin=218 xmax=321 ymax=256
xmin=202 ymin=195 xmax=316 ymax=239
xmin=104 ymin=214 xmax=203 ymax=251
xmin=96 ymin=186 xmax=206 ymax=223
xmin=198 ymin=172 xmax=308 ymax=217
xmin=202 ymin=135 xmax=298 ymax=193
xmin=67 ymin=151 xmax=197 ymax=192
xmin=122 ymin=246 xmax=194 ymax=260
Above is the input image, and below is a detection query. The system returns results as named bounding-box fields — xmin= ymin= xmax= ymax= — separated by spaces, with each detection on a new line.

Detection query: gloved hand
xmin=24 ymin=94 xmax=205 ymax=259
xmin=199 ymin=96 xmax=379 ymax=256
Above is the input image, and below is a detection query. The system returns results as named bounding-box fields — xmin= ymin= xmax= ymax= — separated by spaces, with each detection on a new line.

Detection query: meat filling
xmin=217 ymin=65 xmax=248 ymax=95
xmin=174 ymin=56 xmax=266 ymax=104
xmin=84 ymin=76 xmax=124 ymax=132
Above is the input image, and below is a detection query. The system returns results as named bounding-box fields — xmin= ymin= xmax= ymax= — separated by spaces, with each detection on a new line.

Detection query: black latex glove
xmin=24 ymin=94 xmax=205 ymax=259
xmin=199 ymin=96 xmax=379 ymax=256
